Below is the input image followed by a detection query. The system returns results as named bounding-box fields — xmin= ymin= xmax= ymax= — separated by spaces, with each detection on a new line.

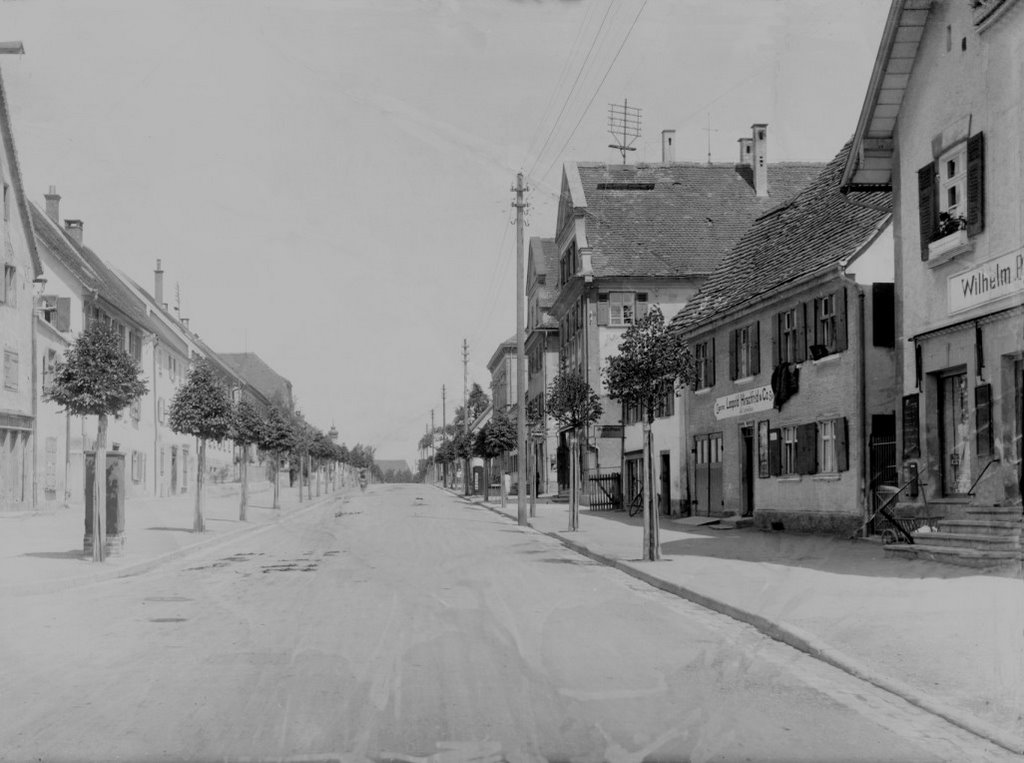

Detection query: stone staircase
xmin=883 ymin=504 xmax=1022 ymax=572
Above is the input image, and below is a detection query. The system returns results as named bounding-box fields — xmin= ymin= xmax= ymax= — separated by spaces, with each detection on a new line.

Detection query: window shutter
xmin=796 ymin=422 xmax=818 ymax=475
xmin=708 ymin=336 xmax=715 ymax=387
xmin=773 ymin=312 xmax=781 ymax=367
xmin=966 ymin=132 xmax=985 ymax=237
xmin=835 ymin=417 xmax=849 ymax=472
xmin=750 ymin=321 xmax=760 ymax=375
xmin=768 ymin=428 xmax=781 ymax=476
xmin=812 ymin=297 xmax=822 ymax=346
xmin=795 ymin=303 xmax=806 ymax=363
xmin=729 ymin=329 xmax=738 ymax=380
xmin=597 ymin=294 xmax=609 ymax=326
xmin=871 ymin=283 xmax=895 ymax=348
xmin=636 ymin=293 xmax=649 ymax=321
xmin=835 ymin=288 xmax=848 ymax=353
xmin=918 ymin=162 xmax=937 ymax=259
xmin=55 ymin=297 xmax=71 ymax=332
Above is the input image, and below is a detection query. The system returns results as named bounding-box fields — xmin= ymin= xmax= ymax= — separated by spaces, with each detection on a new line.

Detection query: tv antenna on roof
xmin=608 ymin=99 xmax=641 ymax=164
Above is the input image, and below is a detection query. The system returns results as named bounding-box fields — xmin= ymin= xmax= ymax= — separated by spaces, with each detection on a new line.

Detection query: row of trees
xmin=44 ymin=321 xmax=373 ymax=561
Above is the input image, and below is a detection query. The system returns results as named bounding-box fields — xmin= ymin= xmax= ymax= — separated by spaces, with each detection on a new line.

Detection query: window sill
xmin=812 ymin=473 xmax=841 ymax=482
xmin=811 ymin=353 xmax=840 ymax=366
xmin=733 ymin=375 xmax=758 ymax=386
xmin=776 ymin=475 xmax=801 ymax=483
xmin=926 ymin=229 xmax=973 ymax=268
xmin=694 ymin=387 xmax=712 ymax=396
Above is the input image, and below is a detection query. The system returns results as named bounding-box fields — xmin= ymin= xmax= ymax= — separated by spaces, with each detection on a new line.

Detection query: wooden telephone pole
xmin=513 ymin=173 xmax=529 ymax=526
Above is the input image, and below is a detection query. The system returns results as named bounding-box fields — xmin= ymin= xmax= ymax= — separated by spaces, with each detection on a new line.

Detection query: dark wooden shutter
xmin=796 ymin=422 xmax=818 ymax=475
xmin=597 ymin=293 xmax=609 ymax=326
xmin=729 ymin=329 xmax=738 ymax=380
xmin=750 ymin=321 xmax=760 ymax=375
xmin=966 ymin=132 xmax=985 ymax=237
xmin=773 ymin=312 xmax=781 ymax=367
xmin=636 ymin=293 xmax=649 ymax=321
xmin=835 ymin=288 xmax=848 ymax=353
xmin=795 ymin=302 xmax=807 ymax=363
xmin=918 ymin=162 xmax=937 ymax=259
xmin=835 ymin=417 xmax=849 ymax=472
xmin=768 ymin=428 xmax=782 ymax=476
xmin=975 ymin=383 xmax=992 ymax=459
xmin=708 ymin=336 xmax=715 ymax=387
xmin=56 ymin=297 xmax=71 ymax=332
xmin=812 ymin=297 xmax=822 ymax=346
xmin=871 ymin=283 xmax=895 ymax=348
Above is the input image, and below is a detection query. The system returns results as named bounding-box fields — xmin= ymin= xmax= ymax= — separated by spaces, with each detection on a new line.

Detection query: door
xmin=740 ymin=426 xmax=754 ymax=516
xmin=659 ymin=452 xmax=671 ymax=516
xmin=939 ymin=371 xmax=970 ymax=495
xmin=693 ymin=433 xmax=723 ymax=516
xmin=1016 ymin=360 xmax=1023 ymax=502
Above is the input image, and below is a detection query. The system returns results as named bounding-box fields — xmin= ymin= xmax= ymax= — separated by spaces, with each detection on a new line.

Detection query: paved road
xmin=0 ymin=485 xmax=1014 ymax=762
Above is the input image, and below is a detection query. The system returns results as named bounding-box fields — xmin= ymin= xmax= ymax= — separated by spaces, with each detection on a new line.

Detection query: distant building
xmin=220 ymin=352 xmax=293 ymax=411
xmin=525 ymin=236 xmax=560 ymax=496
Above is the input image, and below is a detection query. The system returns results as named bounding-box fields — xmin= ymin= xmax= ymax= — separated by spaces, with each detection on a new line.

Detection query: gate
xmin=583 ymin=467 xmax=621 ymax=511
xmin=868 ymin=414 xmax=898 ymax=535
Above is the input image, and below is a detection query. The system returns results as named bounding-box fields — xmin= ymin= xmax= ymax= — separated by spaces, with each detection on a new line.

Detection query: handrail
xmin=966 ymin=458 xmax=999 ymax=497
xmin=855 ymin=470 xmax=930 ymax=544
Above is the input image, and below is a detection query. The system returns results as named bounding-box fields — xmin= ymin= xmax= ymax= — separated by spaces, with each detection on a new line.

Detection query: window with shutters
xmin=919 ymin=132 xmax=984 ymax=261
xmin=781 ymin=426 xmax=798 ymax=475
xmin=778 ymin=307 xmax=803 ymax=363
xmin=655 ymin=381 xmax=675 ymax=419
xmin=819 ymin=419 xmax=836 ymax=473
xmin=39 ymin=295 xmax=72 ymax=332
xmin=810 ymin=290 xmax=847 ymax=358
xmin=694 ymin=339 xmax=715 ymax=389
xmin=817 ymin=294 xmax=836 ymax=349
xmin=4 ymin=350 xmax=18 ymax=391
xmin=730 ymin=322 xmax=760 ymax=379
xmin=129 ymin=330 xmax=142 ymax=362
xmin=1 ymin=264 xmax=15 ymax=307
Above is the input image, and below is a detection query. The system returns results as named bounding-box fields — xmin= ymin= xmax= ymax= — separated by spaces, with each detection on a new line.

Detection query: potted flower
xmin=928 ymin=211 xmax=970 ymax=262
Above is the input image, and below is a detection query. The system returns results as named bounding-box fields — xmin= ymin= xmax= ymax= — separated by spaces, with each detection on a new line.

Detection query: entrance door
xmin=170 ymin=446 xmax=178 ymax=494
xmin=660 ymin=452 xmax=671 ymax=515
xmin=740 ymin=426 xmax=754 ymax=516
xmin=1016 ymin=360 xmax=1023 ymax=502
xmin=693 ymin=433 xmax=723 ymax=516
xmin=939 ymin=371 xmax=970 ymax=495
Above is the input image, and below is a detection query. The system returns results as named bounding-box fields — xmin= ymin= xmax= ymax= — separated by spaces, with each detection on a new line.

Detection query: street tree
xmin=310 ymin=430 xmax=334 ymax=496
xmin=44 ymin=322 xmax=148 ymax=561
xmin=288 ymin=412 xmax=314 ymax=502
xmin=259 ymin=405 xmax=295 ymax=508
xmin=168 ymin=359 xmax=233 ymax=532
xmin=474 ymin=412 xmax=517 ymax=503
xmin=546 ymin=368 xmax=603 ymax=531
xmin=231 ymin=398 xmax=265 ymax=521
xmin=604 ymin=305 xmax=693 ymax=561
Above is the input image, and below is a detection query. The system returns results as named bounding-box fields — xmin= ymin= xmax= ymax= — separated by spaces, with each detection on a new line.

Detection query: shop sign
xmin=948 ymin=250 xmax=1024 ymax=313
xmin=713 ymin=385 xmax=774 ymax=420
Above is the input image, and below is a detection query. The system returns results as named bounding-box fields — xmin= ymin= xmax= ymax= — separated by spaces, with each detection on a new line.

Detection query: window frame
xmin=781 ymin=426 xmax=798 ymax=475
xmin=819 ymin=419 xmax=837 ymax=474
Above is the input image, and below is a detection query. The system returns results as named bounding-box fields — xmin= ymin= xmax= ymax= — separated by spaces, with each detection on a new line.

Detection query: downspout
xmin=30 ymin=295 xmax=39 ymax=508
xmin=840 ymin=269 xmax=869 ymax=531
xmin=152 ymin=336 xmax=159 ymax=498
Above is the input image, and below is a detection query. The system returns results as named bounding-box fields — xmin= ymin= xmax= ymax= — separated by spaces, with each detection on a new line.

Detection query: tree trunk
xmin=239 ymin=446 xmax=248 ymax=521
xmin=569 ymin=431 xmax=579 ymax=531
xmin=194 ymin=438 xmax=206 ymax=533
xmin=642 ymin=417 xmax=660 ymax=561
xmin=93 ymin=414 xmax=108 ymax=562
xmin=306 ymin=455 xmax=313 ymax=500
xmin=273 ymin=457 xmax=280 ymax=509
xmin=297 ymin=455 xmax=303 ymax=503
xmin=528 ymin=441 xmax=536 ymax=519
xmin=316 ymin=460 xmax=321 ymax=497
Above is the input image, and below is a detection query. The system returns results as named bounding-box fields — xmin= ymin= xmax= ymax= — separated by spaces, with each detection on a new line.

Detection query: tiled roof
xmin=671 ymin=140 xmax=892 ymax=335
xmin=0 ymin=66 xmax=42 ymax=279
xmin=486 ymin=335 xmax=517 ymax=372
xmin=219 ymin=353 xmax=293 ymax=408
xmin=574 ymin=161 xmax=825 ymax=278
xmin=528 ymin=236 xmax=560 ymax=308
xmin=30 ymin=203 xmax=156 ymax=333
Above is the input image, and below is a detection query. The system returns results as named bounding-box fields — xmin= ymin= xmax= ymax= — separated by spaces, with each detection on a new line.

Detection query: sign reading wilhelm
xmin=714 ymin=385 xmax=774 ymax=420
xmin=948 ymin=250 xmax=1024 ymax=314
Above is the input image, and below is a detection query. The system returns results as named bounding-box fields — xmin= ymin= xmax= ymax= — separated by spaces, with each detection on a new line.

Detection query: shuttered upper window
xmin=729 ymin=322 xmax=760 ymax=380
xmin=918 ymin=132 xmax=984 ymax=260
xmin=597 ymin=292 xmax=649 ymax=327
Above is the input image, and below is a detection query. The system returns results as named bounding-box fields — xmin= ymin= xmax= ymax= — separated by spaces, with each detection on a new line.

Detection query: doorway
xmin=660 ymin=452 xmax=671 ymax=516
xmin=938 ymin=370 xmax=970 ymax=495
xmin=1016 ymin=360 xmax=1023 ymax=503
xmin=740 ymin=426 xmax=754 ymax=516
xmin=693 ymin=433 xmax=723 ymax=516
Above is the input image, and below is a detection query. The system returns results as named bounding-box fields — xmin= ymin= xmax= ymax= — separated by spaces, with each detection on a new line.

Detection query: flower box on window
xmin=927 ymin=228 xmax=972 ymax=266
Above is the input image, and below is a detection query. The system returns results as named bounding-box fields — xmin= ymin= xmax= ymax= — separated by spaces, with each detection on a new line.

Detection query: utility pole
xmin=513 ymin=172 xmax=529 ymax=526
xmin=442 ymin=385 xmax=447 ymax=489
xmin=463 ymin=339 xmax=470 ymax=496
xmin=430 ymin=408 xmax=436 ymax=484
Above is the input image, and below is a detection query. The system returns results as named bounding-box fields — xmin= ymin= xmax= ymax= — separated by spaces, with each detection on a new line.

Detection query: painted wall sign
xmin=947 ymin=249 xmax=1024 ymax=313
xmin=713 ymin=385 xmax=774 ymax=420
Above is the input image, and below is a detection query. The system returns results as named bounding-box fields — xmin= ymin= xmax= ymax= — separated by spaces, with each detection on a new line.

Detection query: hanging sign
xmin=713 ymin=385 xmax=774 ymax=420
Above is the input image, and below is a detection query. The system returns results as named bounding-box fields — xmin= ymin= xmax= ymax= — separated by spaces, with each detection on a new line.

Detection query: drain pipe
xmin=840 ymin=270 xmax=870 ymax=534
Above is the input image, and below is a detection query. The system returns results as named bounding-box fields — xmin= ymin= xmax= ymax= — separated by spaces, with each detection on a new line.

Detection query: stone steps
xmin=910 ymin=530 xmax=1019 ymax=550
xmin=938 ymin=518 xmax=1021 ymax=537
xmin=884 ymin=503 xmax=1021 ymax=571
xmin=884 ymin=543 xmax=1022 ymax=570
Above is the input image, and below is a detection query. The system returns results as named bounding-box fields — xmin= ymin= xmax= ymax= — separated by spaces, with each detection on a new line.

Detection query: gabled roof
xmin=486 ymin=335 xmax=517 ymax=373
xmin=30 ymin=203 xmax=156 ymax=333
xmin=113 ymin=270 xmax=193 ymax=358
xmin=0 ymin=66 xmax=42 ymax=279
xmin=219 ymin=353 xmax=292 ymax=409
xmin=565 ymin=160 xmax=825 ymax=279
xmin=841 ymin=0 xmax=932 ymax=191
xmin=526 ymin=236 xmax=558 ymax=307
xmin=672 ymin=141 xmax=892 ymax=335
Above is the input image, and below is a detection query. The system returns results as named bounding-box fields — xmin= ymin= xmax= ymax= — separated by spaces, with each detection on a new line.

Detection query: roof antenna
xmin=703 ymin=112 xmax=718 ymax=165
xmin=607 ymin=98 xmax=641 ymax=164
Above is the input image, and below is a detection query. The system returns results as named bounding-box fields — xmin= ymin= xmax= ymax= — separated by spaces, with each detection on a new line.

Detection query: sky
xmin=1 ymin=0 xmax=891 ymax=467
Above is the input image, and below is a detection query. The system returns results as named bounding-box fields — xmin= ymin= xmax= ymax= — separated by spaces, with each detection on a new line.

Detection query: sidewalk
xmin=466 ymin=491 xmax=1024 ymax=755
xmin=0 ymin=479 xmax=344 ymax=596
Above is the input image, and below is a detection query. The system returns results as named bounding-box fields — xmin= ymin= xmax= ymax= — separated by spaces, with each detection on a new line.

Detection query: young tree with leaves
xmin=260 ymin=405 xmax=296 ymax=508
xmin=44 ymin=322 xmax=148 ymax=561
xmin=546 ymin=368 xmax=603 ymax=531
xmin=231 ymin=398 xmax=265 ymax=521
xmin=604 ymin=305 xmax=693 ymax=561
xmin=168 ymin=359 xmax=233 ymax=532
xmin=474 ymin=412 xmax=517 ymax=504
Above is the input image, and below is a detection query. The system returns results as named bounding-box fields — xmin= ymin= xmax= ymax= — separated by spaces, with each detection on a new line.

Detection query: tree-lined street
xmin=0 ymin=485 xmax=1014 ymax=761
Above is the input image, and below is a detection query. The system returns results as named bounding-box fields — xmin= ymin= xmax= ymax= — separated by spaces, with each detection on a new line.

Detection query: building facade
xmin=843 ymin=0 xmax=1024 ymax=509
xmin=525 ymin=236 xmax=561 ymax=496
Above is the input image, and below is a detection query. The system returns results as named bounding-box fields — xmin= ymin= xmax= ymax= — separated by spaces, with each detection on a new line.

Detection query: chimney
xmin=44 ymin=186 xmax=61 ymax=223
xmin=154 ymin=259 xmax=164 ymax=306
xmin=182 ymin=318 xmax=190 ymax=330
xmin=751 ymin=123 xmax=768 ymax=196
xmin=738 ymin=138 xmax=753 ymax=166
xmin=64 ymin=219 xmax=83 ymax=244
xmin=661 ymin=129 xmax=676 ymax=163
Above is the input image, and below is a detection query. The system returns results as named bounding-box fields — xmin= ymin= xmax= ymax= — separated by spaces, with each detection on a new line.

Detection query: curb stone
xmin=1 ymin=492 xmax=341 ymax=598
xmin=455 ymin=489 xmax=1024 ymax=756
